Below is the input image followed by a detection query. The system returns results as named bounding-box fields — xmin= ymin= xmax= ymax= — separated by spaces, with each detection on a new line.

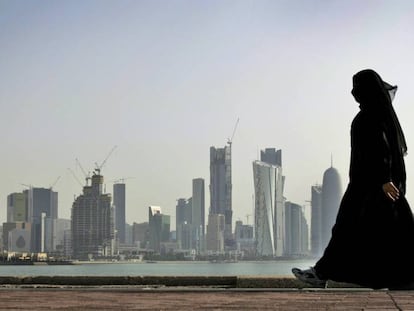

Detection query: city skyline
xmin=2 ymin=1 xmax=414 ymax=227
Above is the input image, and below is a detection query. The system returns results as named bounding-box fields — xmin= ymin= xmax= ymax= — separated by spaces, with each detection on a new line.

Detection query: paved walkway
xmin=1 ymin=288 xmax=414 ymax=310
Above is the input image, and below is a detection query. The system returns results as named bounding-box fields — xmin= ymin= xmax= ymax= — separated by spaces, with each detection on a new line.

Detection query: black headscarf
xmin=351 ymin=69 xmax=407 ymax=157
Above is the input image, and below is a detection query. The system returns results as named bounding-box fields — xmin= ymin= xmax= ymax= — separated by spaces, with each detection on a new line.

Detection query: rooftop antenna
xmin=331 ymin=154 xmax=333 ymax=168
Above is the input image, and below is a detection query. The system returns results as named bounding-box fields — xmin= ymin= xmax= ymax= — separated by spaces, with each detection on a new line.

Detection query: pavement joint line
xmin=387 ymin=292 xmax=403 ymax=311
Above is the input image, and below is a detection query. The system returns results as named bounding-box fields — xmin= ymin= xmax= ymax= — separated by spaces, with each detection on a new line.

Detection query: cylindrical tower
xmin=321 ymin=167 xmax=342 ymax=251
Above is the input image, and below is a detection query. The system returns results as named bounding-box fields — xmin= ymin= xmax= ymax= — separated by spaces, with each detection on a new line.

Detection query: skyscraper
xmin=192 ymin=178 xmax=205 ymax=252
xmin=53 ymin=218 xmax=71 ymax=252
xmin=25 ymin=187 xmax=58 ymax=253
xmin=260 ymin=148 xmax=282 ymax=167
xmin=311 ymin=184 xmax=323 ymax=257
xmin=176 ymin=198 xmax=192 ymax=249
xmin=148 ymin=206 xmax=170 ymax=254
xmin=285 ymin=201 xmax=309 ymax=257
xmin=3 ymin=222 xmax=31 ymax=252
xmin=209 ymin=145 xmax=232 ymax=246
xmin=206 ymin=214 xmax=225 ymax=253
xmin=321 ymin=166 xmax=342 ymax=251
xmin=7 ymin=193 xmax=27 ymax=222
xmin=71 ymin=172 xmax=114 ymax=259
xmin=132 ymin=222 xmax=149 ymax=248
xmin=253 ymin=155 xmax=285 ymax=257
xmin=113 ymin=183 xmax=126 ymax=244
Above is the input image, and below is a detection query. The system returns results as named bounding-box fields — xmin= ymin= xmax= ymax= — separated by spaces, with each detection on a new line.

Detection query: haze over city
xmin=1 ymin=0 xmax=414 ymax=228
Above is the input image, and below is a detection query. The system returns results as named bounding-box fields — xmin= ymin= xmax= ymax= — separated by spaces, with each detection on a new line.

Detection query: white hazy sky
xmin=1 ymin=0 xmax=414 ymax=229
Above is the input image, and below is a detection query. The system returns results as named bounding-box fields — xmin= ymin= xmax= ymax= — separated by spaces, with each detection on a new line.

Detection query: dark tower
xmin=311 ymin=184 xmax=323 ymax=257
xmin=113 ymin=183 xmax=126 ymax=244
xmin=260 ymin=148 xmax=282 ymax=166
xmin=209 ymin=145 xmax=232 ymax=246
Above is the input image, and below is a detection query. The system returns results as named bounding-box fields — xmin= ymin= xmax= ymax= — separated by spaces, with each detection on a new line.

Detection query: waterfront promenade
xmin=1 ymin=276 xmax=414 ymax=310
xmin=1 ymin=287 xmax=414 ymax=310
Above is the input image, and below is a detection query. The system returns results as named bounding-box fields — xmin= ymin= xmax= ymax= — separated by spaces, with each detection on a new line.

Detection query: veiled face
xmin=351 ymin=69 xmax=394 ymax=108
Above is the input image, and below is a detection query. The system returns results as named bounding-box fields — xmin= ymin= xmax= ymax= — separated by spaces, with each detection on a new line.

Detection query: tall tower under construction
xmin=71 ymin=172 xmax=114 ymax=259
xmin=209 ymin=145 xmax=233 ymax=247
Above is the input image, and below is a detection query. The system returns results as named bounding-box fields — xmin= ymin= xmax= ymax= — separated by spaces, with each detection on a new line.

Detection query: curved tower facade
xmin=253 ymin=160 xmax=284 ymax=257
xmin=321 ymin=166 xmax=342 ymax=251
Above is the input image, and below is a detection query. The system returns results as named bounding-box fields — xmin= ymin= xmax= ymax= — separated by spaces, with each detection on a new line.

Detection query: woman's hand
xmin=382 ymin=181 xmax=400 ymax=201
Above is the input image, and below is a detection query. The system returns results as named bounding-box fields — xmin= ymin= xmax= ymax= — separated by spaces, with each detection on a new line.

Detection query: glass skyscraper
xmin=25 ymin=187 xmax=58 ymax=253
xmin=209 ymin=145 xmax=232 ymax=246
xmin=113 ymin=183 xmax=126 ymax=244
xmin=253 ymin=149 xmax=285 ymax=257
xmin=321 ymin=166 xmax=342 ymax=251
xmin=311 ymin=184 xmax=323 ymax=257
xmin=192 ymin=178 xmax=205 ymax=253
xmin=148 ymin=206 xmax=170 ymax=254
xmin=285 ymin=201 xmax=309 ymax=256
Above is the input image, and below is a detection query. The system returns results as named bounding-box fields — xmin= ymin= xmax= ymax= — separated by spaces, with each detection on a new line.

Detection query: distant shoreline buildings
xmin=1 ymin=144 xmax=343 ymax=261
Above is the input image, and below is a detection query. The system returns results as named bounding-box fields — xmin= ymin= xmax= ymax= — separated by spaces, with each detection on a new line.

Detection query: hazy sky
xmin=1 ymin=0 xmax=414 ymax=229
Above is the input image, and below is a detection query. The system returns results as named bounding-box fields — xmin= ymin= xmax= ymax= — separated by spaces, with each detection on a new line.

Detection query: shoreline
xmin=74 ymin=258 xmax=315 ymax=265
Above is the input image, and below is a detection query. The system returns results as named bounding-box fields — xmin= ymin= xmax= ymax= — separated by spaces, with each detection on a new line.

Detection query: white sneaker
xmin=292 ymin=267 xmax=327 ymax=288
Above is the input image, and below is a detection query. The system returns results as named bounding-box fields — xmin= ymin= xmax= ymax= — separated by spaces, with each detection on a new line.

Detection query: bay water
xmin=0 ymin=259 xmax=316 ymax=277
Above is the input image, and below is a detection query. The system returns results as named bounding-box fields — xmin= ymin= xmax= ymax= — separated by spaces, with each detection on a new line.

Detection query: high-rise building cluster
xmin=3 ymin=187 xmax=70 ymax=257
xmin=252 ymin=148 xmax=342 ymax=258
xmin=1 ymin=143 xmax=342 ymax=261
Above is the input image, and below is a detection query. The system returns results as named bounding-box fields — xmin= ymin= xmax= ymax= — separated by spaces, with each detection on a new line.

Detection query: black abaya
xmin=314 ymin=70 xmax=414 ymax=289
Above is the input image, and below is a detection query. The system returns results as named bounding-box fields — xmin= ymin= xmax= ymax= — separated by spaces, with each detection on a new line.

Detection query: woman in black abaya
xmin=293 ymin=69 xmax=414 ymax=289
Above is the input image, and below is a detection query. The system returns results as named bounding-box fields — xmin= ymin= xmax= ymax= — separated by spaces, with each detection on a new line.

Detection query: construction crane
xmin=67 ymin=168 xmax=83 ymax=188
xmin=76 ymin=158 xmax=91 ymax=186
xmin=94 ymin=145 xmax=117 ymax=175
xmin=49 ymin=176 xmax=61 ymax=190
xmin=227 ymin=118 xmax=240 ymax=146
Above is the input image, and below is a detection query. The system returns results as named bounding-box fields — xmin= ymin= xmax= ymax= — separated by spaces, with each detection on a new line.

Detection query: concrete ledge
xmin=237 ymin=276 xmax=306 ymax=288
xmin=0 ymin=276 xmax=364 ymax=289
xmin=0 ymin=276 xmax=237 ymax=287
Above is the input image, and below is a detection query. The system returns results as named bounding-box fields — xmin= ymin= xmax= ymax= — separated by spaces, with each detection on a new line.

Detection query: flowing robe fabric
xmin=314 ymin=109 xmax=414 ymax=288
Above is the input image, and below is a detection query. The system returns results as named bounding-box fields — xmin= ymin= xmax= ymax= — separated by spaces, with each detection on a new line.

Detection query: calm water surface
xmin=0 ymin=260 xmax=316 ymax=276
